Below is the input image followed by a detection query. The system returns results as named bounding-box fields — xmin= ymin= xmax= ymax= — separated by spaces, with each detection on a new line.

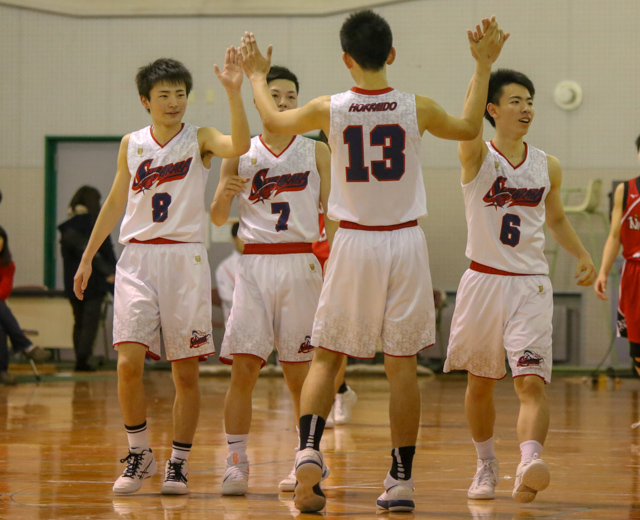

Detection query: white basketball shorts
xmin=311 ymin=222 xmax=435 ymax=359
xmin=444 ymin=266 xmax=553 ymax=382
xmin=113 ymin=242 xmax=214 ymax=362
xmin=220 ymin=244 xmax=323 ymax=365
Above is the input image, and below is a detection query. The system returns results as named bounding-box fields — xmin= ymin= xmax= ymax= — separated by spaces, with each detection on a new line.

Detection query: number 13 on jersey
xmin=344 ymin=124 xmax=406 ymax=182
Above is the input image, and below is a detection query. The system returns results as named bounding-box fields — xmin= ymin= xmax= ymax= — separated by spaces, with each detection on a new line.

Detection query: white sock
xmin=226 ymin=433 xmax=248 ymax=461
xmin=171 ymin=441 xmax=191 ymax=462
xmin=473 ymin=437 xmax=496 ymax=461
xmin=125 ymin=422 xmax=150 ymax=452
xmin=295 ymin=426 xmax=300 ymax=454
xmin=520 ymin=440 xmax=543 ymax=461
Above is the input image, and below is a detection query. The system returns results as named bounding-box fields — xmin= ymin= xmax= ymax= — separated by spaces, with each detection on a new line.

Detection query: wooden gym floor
xmin=0 ymin=370 xmax=638 ymax=519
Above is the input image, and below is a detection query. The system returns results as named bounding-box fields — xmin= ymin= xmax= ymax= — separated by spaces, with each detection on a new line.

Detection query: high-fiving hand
xmin=214 ymin=46 xmax=244 ymax=91
xmin=468 ymin=15 xmax=509 ymax=65
xmin=240 ymin=32 xmax=273 ymax=81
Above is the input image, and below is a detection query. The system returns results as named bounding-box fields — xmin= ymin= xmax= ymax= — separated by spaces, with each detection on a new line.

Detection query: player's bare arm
xmin=315 ymin=140 xmax=338 ymax=247
xmin=210 ymin=156 xmax=248 ymax=226
xmin=199 ymin=46 xmax=251 ymax=161
xmin=595 ymin=183 xmax=624 ymax=300
xmin=417 ymin=16 xmax=508 ymax=144
xmin=241 ymin=32 xmax=331 ymax=136
xmin=73 ymin=135 xmax=131 ymax=300
xmin=544 ymin=155 xmax=597 ymax=287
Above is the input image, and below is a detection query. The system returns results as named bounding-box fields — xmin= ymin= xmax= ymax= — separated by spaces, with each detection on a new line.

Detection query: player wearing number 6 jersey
xmin=444 ymin=69 xmax=596 ymax=504
xmin=73 ymin=56 xmax=250 ymax=496
xmin=210 ymin=65 xmax=335 ymax=496
xmin=241 ymin=10 xmax=508 ymax=513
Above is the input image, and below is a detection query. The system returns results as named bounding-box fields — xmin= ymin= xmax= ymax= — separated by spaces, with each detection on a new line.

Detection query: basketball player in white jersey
xmin=444 ymin=69 xmax=597 ymax=503
xmin=73 ymin=54 xmax=250 ymax=495
xmin=210 ymin=65 xmax=335 ymax=496
xmin=240 ymin=11 xmax=508 ymax=512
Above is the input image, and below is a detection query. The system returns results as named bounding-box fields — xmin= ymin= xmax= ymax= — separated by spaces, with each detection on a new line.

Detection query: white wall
xmin=1 ymin=0 xmax=638 ymax=364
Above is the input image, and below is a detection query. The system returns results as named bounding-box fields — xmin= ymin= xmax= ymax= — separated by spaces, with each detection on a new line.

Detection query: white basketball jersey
xmin=237 ymin=135 xmax=321 ymax=244
xmin=120 ymin=124 xmax=210 ymax=244
xmin=463 ymin=142 xmax=550 ymax=274
xmin=328 ymin=87 xmax=426 ymax=226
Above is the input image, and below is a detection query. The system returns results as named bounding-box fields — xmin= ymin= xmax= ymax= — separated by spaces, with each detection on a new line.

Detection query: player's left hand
xmin=214 ymin=46 xmax=244 ymax=91
xmin=574 ymin=254 xmax=597 ymax=287
xmin=240 ymin=32 xmax=272 ymax=81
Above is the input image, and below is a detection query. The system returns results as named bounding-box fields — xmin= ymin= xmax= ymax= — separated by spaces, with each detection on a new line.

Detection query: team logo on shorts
xmin=298 ymin=336 xmax=314 ymax=354
xmin=516 ymin=349 xmax=543 ymax=367
xmin=190 ymin=330 xmax=211 ymax=349
xmin=483 ymin=176 xmax=545 ymax=209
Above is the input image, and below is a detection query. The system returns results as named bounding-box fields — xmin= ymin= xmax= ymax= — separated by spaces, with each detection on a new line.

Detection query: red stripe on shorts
xmin=339 ymin=220 xmax=418 ymax=231
xmin=243 ymin=243 xmax=313 ymax=255
xmin=130 ymin=238 xmax=188 ymax=245
xmin=470 ymin=261 xmax=533 ymax=277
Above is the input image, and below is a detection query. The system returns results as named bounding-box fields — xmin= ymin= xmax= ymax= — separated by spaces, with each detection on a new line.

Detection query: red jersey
xmin=0 ymin=261 xmax=15 ymax=301
xmin=312 ymin=213 xmax=330 ymax=269
xmin=621 ymin=176 xmax=640 ymax=260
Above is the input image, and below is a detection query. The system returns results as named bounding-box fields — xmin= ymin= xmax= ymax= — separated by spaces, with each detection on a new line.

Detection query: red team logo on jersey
xmin=483 ymin=176 xmax=545 ymax=209
xmin=190 ymin=330 xmax=211 ymax=349
xmin=516 ymin=349 xmax=543 ymax=367
xmin=132 ymin=157 xmax=193 ymax=193
xmin=248 ymin=168 xmax=310 ymax=204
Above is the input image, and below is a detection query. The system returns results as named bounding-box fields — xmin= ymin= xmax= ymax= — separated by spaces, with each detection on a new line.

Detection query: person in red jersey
xmin=595 ymin=135 xmax=640 ymax=375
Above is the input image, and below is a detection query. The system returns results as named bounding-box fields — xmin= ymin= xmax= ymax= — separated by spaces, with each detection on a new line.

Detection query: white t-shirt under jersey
xmin=237 ymin=135 xmax=321 ymax=244
xmin=120 ymin=123 xmax=210 ymax=244
xmin=463 ymin=141 xmax=550 ymax=274
xmin=327 ymin=87 xmax=426 ymax=226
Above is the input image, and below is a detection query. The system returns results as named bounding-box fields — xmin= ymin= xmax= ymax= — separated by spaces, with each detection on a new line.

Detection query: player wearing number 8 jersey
xmin=73 ymin=55 xmax=250 ymax=495
xmin=241 ymin=10 xmax=508 ymax=513
xmin=444 ymin=69 xmax=596 ymax=504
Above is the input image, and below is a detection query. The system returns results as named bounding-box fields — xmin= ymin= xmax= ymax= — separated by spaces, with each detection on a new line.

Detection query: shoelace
xmin=475 ymin=461 xmax=495 ymax=486
xmin=166 ymin=460 xmax=187 ymax=483
xmin=224 ymin=464 xmax=248 ymax=482
xmin=120 ymin=452 xmax=145 ymax=478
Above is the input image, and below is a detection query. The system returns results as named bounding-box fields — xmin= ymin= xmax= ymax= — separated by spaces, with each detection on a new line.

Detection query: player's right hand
xmin=468 ymin=15 xmax=509 ymax=65
xmin=220 ymin=175 xmax=250 ymax=200
xmin=73 ymin=261 xmax=92 ymax=301
xmin=594 ymin=274 xmax=608 ymax=301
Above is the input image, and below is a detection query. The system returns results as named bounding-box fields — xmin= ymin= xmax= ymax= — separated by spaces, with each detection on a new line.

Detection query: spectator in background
xmin=0 ymin=226 xmax=52 ymax=385
xmin=59 ymin=186 xmax=117 ymax=372
xmin=215 ymin=222 xmax=244 ymax=326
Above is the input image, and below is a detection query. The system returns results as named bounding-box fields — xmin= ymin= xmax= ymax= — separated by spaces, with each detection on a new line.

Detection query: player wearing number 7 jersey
xmin=444 ymin=69 xmax=596 ymax=504
xmin=210 ymin=65 xmax=335 ymax=496
xmin=241 ymin=10 xmax=507 ymax=513
xmin=73 ymin=55 xmax=250 ymax=495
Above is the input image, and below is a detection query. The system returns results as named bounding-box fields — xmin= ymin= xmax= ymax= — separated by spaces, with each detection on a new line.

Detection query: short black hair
xmin=70 ymin=186 xmax=102 ymax=215
xmin=0 ymin=226 xmax=12 ymax=267
xmin=635 ymin=134 xmax=640 ymax=152
xmin=485 ymin=69 xmax=535 ymax=128
xmin=135 ymin=58 xmax=193 ymax=101
xmin=340 ymin=10 xmax=393 ymax=71
xmin=231 ymin=222 xmax=239 ymax=238
xmin=267 ymin=65 xmax=299 ymax=94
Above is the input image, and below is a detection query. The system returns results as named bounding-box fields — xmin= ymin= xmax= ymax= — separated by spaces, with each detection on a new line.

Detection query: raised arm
xmin=241 ymin=32 xmax=331 ymax=136
xmin=210 ymin=156 xmax=247 ymax=227
xmin=544 ymin=155 xmax=597 ymax=287
xmin=417 ymin=16 xmax=508 ymax=143
xmin=316 ymin=141 xmax=338 ymax=247
xmin=595 ymin=183 xmax=624 ymax=300
xmin=74 ymin=135 xmax=131 ymax=299
xmin=199 ymin=46 xmax=251 ymax=159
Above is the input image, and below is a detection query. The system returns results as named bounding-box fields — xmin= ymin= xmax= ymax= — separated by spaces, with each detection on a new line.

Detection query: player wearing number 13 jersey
xmin=73 ymin=56 xmax=250 ymax=495
xmin=242 ymin=10 xmax=508 ymax=513
xmin=444 ymin=69 xmax=596 ymax=505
